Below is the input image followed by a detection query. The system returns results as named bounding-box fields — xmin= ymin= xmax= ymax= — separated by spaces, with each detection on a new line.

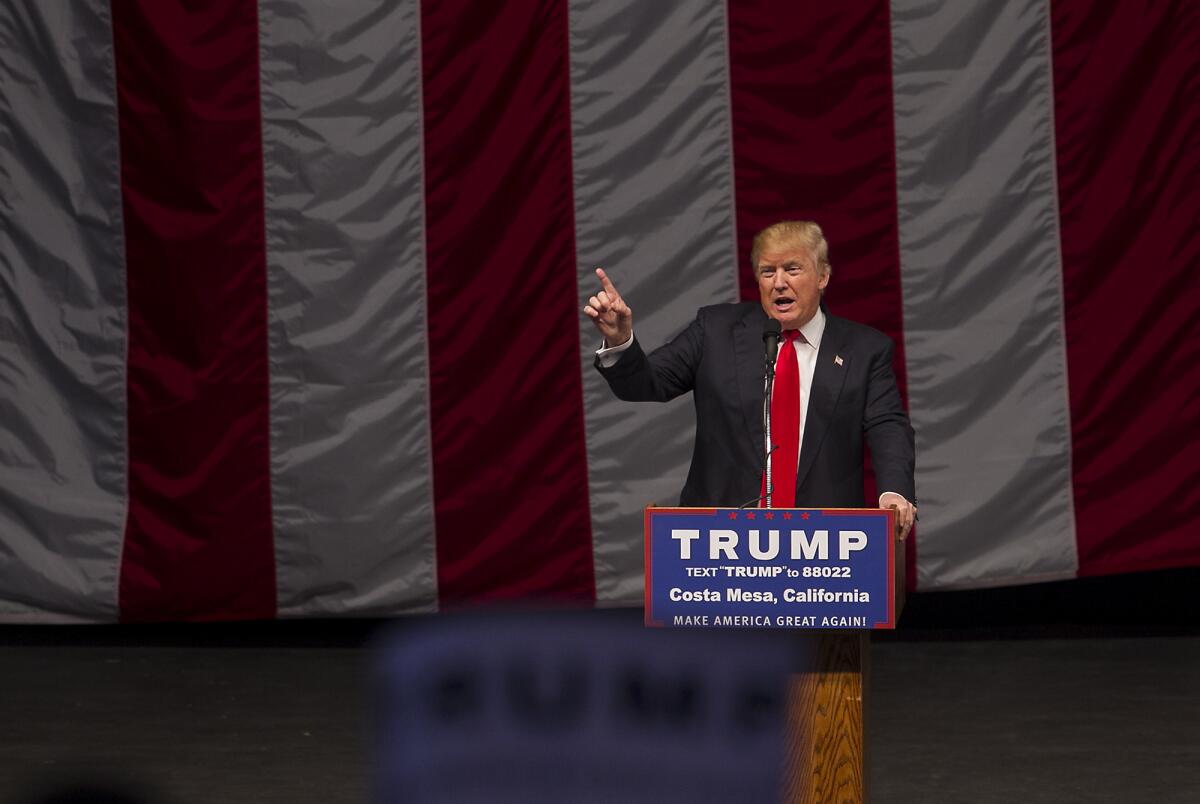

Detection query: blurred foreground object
xmin=373 ymin=611 xmax=802 ymax=803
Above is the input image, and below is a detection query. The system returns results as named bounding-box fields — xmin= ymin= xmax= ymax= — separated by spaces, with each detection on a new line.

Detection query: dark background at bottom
xmin=1 ymin=567 xmax=1197 ymax=803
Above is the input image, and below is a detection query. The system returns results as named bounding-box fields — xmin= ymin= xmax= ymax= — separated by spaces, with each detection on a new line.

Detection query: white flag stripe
xmin=891 ymin=0 xmax=1077 ymax=589
xmin=569 ymin=0 xmax=741 ymax=603
xmin=260 ymin=0 xmax=437 ymax=616
xmin=0 ymin=1 xmax=126 ymax=621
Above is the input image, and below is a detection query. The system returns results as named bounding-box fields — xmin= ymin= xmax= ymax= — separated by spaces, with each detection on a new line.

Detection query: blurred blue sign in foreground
xmin=373 ymin=611 xmax=802 ymax=803
xmin=645 ymin=507 xmax=896 ymax=629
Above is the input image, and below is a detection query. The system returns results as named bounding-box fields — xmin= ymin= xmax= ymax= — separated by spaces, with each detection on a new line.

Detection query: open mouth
xmin=773 ymin=297 xmax=796 ymax=312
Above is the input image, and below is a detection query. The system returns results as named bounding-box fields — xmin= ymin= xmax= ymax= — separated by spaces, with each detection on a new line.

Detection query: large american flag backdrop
xmin=1 ymin=1 xmax=1196 ymax=622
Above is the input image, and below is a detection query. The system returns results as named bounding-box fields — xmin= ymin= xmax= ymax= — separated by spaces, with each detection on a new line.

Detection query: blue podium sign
xmin=645 ymin=507 xmax=897 ymax=629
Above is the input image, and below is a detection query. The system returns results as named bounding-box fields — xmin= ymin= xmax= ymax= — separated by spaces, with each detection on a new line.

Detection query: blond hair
xmin=750 ymin=221 xmax=831 ymax=274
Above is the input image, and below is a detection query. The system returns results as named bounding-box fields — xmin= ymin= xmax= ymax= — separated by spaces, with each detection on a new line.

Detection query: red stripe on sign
xmin=727 ymin=0 xmax=916 ymax=588
xmin=421 ymin=0 xmax=595 ymax=603
xmin=114 ymin=1 xmax=275 ymax=621
xmin=1051 ymin=1 xmax=1200 ymax=577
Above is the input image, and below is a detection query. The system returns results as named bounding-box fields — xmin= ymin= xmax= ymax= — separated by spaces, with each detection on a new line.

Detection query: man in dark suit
xmin=584 ymin=221 xmax=917 ymax=539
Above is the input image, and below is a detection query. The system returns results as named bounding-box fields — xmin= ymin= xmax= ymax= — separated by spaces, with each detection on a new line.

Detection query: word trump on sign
xmin=670 ymin=529 xmax=868 ymax=562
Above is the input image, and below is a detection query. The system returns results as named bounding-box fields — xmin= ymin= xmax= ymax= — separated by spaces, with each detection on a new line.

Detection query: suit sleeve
xmin=594 ymin=312 xmax=705 ymax=403
xmin=863 ymin=339 xmax=917 ymax=503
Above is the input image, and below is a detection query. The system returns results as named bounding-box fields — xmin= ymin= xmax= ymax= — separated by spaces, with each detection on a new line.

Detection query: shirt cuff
xmin=878 ymin=491 xmax=911 ymax=507
xmin=596 ymin=332 xmax=634 ymax=368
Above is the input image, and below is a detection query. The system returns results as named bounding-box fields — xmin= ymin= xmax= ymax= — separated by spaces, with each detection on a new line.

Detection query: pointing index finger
xmin=595 ymin=267 xmax=621 ymax=300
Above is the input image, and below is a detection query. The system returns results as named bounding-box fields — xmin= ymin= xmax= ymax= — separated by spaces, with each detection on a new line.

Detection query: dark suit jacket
xmin=596 ymin=302 xmax=915 ymax=508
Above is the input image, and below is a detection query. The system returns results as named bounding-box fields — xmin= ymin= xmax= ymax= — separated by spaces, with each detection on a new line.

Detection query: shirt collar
xmin=797 ymin=307 xmax=825 ymax=349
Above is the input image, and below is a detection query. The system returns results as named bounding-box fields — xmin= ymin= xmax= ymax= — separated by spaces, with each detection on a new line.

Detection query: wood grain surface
xmin=783 ymin=632 xmax=868 ymax=803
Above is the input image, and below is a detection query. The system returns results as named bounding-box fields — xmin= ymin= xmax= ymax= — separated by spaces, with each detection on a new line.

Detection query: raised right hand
xmin=583 ymin=267 xmax=633 ymax=347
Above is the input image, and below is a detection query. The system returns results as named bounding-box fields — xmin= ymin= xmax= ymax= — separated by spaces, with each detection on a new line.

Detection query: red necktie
xmin=761 ymin=331 xmax=800 ymax=507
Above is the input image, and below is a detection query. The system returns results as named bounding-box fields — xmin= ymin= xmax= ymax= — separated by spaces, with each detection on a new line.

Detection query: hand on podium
xmin=880 ymin=491 xmax=916 ymax=540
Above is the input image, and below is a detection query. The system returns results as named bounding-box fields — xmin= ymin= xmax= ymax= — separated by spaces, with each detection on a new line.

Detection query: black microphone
xmin=762 ymin=319 xmax=782 ymax=366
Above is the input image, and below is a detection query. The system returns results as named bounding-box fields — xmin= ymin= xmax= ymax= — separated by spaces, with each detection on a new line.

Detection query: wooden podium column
xmin=782 ymin=631 xmax=869 ymax=803
xmin=778 ymin=529 xmax=902 ymax=802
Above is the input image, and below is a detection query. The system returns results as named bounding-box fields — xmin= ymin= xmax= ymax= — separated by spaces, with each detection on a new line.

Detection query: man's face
xmin=756 ymin=240 xmax=829 ymax=330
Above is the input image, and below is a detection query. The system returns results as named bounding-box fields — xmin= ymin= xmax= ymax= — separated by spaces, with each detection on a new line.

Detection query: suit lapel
xmin=733 ymin=305 xmax=768 ymax=467
xmin=795 ymin=313 xmax=850 ymax=491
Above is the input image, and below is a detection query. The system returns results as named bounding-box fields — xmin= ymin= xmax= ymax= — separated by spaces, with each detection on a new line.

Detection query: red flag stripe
xmin=114 ymin=0 xmax=275 ymax=621
xmin=421 ymin=0 xmax=595 ymax=603
xmin=1051 ymin=0 xmax=1200 ymax=577
xmin=727 ymin=0 xmax=914 ymax=586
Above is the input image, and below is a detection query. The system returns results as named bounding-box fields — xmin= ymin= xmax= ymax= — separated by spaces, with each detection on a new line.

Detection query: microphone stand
xmin=761 ymin=322 xmax=781 ymax=508
xmin=763 ymin=356 xmax=776 ymax=508
xmin=737 ymin=444 xmax=778 ymax=508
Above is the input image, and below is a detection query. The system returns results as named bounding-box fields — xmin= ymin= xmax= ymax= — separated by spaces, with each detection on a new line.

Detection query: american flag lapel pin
xmin=834 ymin=355 xmax=844 ymax=366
